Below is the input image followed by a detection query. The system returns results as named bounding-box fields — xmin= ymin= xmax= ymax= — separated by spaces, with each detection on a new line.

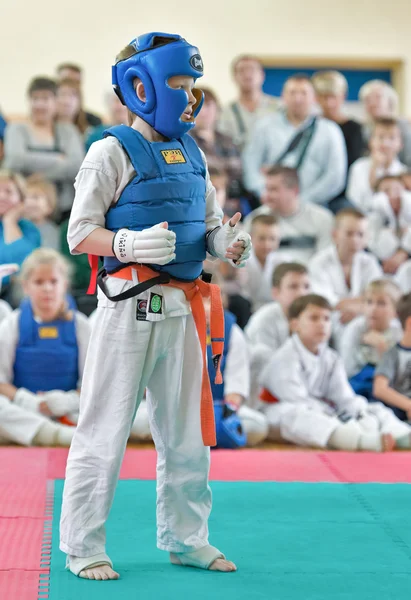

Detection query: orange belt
xmin=259 ymin=387 xmax=279 ymax=404
xmin=109 ymin=264 xmax=224 ymax=447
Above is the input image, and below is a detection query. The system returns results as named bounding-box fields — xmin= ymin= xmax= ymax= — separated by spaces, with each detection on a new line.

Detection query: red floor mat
xmin=321 ymin=452 xmax=411 ymax=483
xmin=0 ymin=518 xmax=45 ymax=570
xmin=0 ymin=447 xmax=48 ymax=481
xmin=0 ymin=571 xmax=49 ymax=600
xmin=0 ymin=480 xmax=46 ymax=517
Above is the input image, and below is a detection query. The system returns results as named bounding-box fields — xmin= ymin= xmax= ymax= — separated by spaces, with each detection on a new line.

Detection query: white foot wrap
xmin=66 ymin=553 xmax=113 ymax=577
xmin=170 ymin=545 xmax=225 ymax=570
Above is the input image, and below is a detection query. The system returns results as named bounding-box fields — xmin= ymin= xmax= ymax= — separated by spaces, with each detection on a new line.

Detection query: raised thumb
xmin=159 ymin=222 xmax=168 ymax=229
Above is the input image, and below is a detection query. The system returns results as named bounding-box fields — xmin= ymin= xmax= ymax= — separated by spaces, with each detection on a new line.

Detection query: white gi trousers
xmin=60 ymin=292 xmax=211 ymax=558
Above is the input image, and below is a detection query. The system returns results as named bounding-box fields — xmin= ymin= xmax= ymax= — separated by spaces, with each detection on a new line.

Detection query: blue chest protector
xmin=13 ymin=299 xmax=79 ymax=393
xmin=104 ymin=125 xmax=207 ymax=282
xmin=207 ymin=311 xmax=247 ymax=449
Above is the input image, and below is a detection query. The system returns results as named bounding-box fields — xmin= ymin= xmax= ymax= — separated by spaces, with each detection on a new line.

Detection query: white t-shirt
xmin=0 ymin=309 xmax=91 ymax=388
xmin=68 ymin=136 xmax=224 ymax=321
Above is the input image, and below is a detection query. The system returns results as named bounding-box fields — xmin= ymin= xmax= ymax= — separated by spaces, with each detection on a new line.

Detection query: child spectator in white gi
xmin=24 ymin=175 xmax=60 ymax=250
xmin=244 ymin=166 xmax=334 ymax=264
xmin=238 ymin=214 xmax=284 ymax=312
xmin=0 ymin=170 xmax=41 ymax=305
xmin=245 ymin=262 xmax=310 ymax=409
xmin=310 ymin=208 xmax=382 ymax=347
xmin=259 ymin=294 xmax=411 ymax=450
xmin=368 ymin=175 xmax=411 ymax=275
xmin=347 ymin=118 xmax=406 ymax=214
xmin=341 ymin=280 xmax=402 ymax=398
xmin=0 ymin=249 xmax=91 ymax=446
xmin=374 ymin=293 xmax=411 ymax=421
xmin=395 ymin=260 xmax=411 ymax=294
xmin=0 ymin=264 xmax=17 ymax=322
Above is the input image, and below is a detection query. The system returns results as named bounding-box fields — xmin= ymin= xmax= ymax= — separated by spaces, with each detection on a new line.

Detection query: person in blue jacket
xmin=0 ymin=170 xmax=41 ymax=305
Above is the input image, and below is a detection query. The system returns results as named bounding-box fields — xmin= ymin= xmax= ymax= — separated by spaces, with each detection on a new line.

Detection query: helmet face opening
xmin=112 ymin=32 xmax=204 ymax=139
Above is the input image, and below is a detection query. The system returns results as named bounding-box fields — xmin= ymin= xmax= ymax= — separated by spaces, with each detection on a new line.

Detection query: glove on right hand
xmin=112 ymin=223 xmax=176 ymax=265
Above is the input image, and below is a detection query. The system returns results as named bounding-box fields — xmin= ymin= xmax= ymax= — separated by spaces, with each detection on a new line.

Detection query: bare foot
xmin=382 ymin=433 xmax=395 ymax=452
xmin=79 ymin=564 xmax=120 ymax=580
xmin=209 ymin=557 xmax=237 ymax=572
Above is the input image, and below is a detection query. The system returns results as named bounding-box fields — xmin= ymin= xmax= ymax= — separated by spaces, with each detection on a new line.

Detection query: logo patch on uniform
xmin=136 ymin=299 xmax=147 ymax=321
xmin=38 ymin=327 xmax=58 ymax=339
xmin=149 ymin=293 xmax=163 ymax=315
xmin=160 ymin=149 xmax=186 ymax=164
xmin=190 ymin=54 xmax=203 ymax=72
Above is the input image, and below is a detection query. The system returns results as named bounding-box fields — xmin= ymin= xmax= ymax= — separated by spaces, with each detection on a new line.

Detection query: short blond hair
xmin=365 ymin=279 xmax=402 ymax=307
xmin=0 ymin=170 xmax=26 ymax=201
xmin=26 ymin=175 xmax=57 ymax=215
xmin=359 ymin=80 xmax=398 ymax=116
xmin=312 ymin=70 xmax=348 ymax=96
xmin=20 ymin=249 xmax=73 ymax=320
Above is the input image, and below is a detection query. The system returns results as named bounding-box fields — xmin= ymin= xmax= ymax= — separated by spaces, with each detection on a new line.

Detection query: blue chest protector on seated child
xmin=349 ymin=364 xmax=375 ymax=400
xmin=207 ymin=310 xmax=247 ymax=449
xmin=13 ymin=298 xmax=79 ymax=393
xmin=103 ymin=125 xmax=207 ymax=282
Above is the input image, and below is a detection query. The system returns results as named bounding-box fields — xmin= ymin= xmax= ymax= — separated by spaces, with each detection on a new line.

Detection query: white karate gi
xmin=245 ymin=302 xmax=289 ymax=409
xmin=260 ymin=333 xmax=410 ymax=448
xmin=0 ymin=309 xmax=90 ymax=444
xmin=368 ymin=190 xmax=411 ymax=260
xmin=237 ymin=250 xmax=287 ymax=313
xmin=243 ymin=202 xmax=334 ymax=265
xmin=126 ymin=321 xmax=268 ymax=446
xmin=395 ymin=260 xmax=411 ymax=293
xmin=346 ymin=157 xmax=406 ymax=214
xmin=60 ymin=137 xmax=226 ymax=558
xmin=340 ymin=315 xmax=402 ymax=378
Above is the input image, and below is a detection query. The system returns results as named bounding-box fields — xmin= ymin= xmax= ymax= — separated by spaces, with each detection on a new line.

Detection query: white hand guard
xmin=112 ymin=225 xmax=176 ymax=265
xmin=42 ymin=390 xmax=80 ymax=417
xmin=213 ymin=221 xmax=252 ymax=268
xmin=14 ymin=388 xmax=42 ymax=413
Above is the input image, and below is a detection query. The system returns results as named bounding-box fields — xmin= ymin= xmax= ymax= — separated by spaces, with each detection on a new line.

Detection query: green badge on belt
xmin=149 ymin=293 xmax=163 ymax=314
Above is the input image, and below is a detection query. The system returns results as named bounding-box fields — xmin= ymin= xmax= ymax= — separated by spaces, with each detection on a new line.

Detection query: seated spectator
xmin=56 ymin=79 xmax=91 ymax=137
xmin=312 ymin=70 xmax=364 ymax=212
xmin=360 ymin=80 xmax=411 ymax=167
xmin=259 ymin=294 xmax=411 ymax=449
xmin=341 ymin=280 xmax=402 ymax=398
xmin=309 ymin=208 xmax=382 ymax=345
xmin=395 ymin=260 xmax=411 ymax=293
xmin=190 ymin=88 xmax=251 ymax=215
xmin=374 ymin=293 xmax=411 ymax=420
xmin=208 ymin=166 xmax=229 ymax=215
xmin=0 ymin=248 xmax=91 ymax=446
xmin=0 ymin=111 xmax=6 ymax=166
xmin=243 ymin=74 xmax=347 ymax=208
xmin=218 ymin=55 xmax=278 ymax=149
xmin=85 ymin=91 xmax=128 ymax=151
xmin=245 ymin=262 xmax=310 ymax=410
xmin=237 ymin=214 xmax=285 ymax=313
xmin=56 ymin=63 xmax=102 ymax=127
xmin=368 ymin=175 xmax=411 ymax=274
xmin=24 ymin=175 xmax=60 ymax=250
xmin=244 ymin=166 xmax=334 ymax=264
xmin=3 ymin=77 xmax=84 ymax=221
xmin=0 ymin=170 xmax=41 ymax=305
xmin=347 ymin=118 xmax=406 ymax=214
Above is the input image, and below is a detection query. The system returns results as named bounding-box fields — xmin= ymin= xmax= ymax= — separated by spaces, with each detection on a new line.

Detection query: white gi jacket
xmin=368 ymin=190 xmax=411 ymax=260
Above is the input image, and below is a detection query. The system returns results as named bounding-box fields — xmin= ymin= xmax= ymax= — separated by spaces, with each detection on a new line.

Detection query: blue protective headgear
xmin=214 ymin=401 xmax=247 ymax=449
xmin=112 ymin=32 xmax=204 ymax=140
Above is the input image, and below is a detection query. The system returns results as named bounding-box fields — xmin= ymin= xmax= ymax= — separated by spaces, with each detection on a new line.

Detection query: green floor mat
xmin=48 ymin=481 xmax=411 ymax=600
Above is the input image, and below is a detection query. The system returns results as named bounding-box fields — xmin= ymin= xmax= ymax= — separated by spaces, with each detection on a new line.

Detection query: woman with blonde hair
xmin=312 ymin=70 xmax=364 ymax=169
xmin=0 ymin=248 xmax=91 ymax=446
xmin=359 ymin=79 xmax=411 ymax=167
xmin=56 ymin=78 xmax=91 ymax=136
